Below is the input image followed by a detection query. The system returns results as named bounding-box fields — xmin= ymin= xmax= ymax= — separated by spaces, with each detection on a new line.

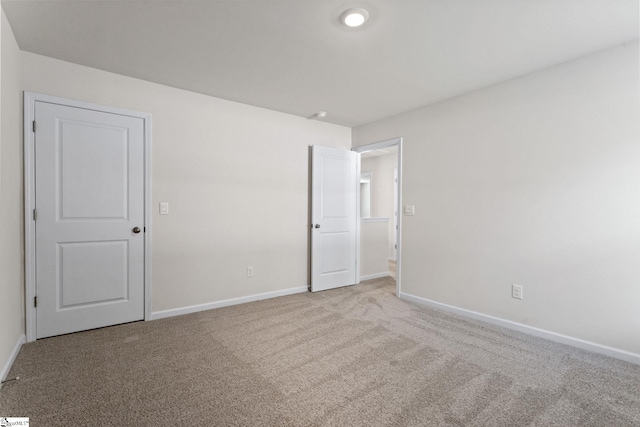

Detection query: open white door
xmin=311 ymin=145 xmax=359 ymax=292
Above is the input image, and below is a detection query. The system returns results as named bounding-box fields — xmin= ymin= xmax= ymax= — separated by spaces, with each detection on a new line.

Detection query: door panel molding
xmin=24 ymin=92 xmax=153 ymax=342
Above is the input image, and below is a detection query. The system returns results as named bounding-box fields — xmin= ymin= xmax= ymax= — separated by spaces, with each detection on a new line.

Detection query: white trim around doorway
xmin=23 ymin=92 xmax=153 ymax=342
xmin=352 ymin=137 xmax=403 ymax=297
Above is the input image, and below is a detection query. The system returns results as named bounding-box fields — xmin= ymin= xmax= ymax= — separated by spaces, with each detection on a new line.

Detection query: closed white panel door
xmin=311 ymin=145 xmax=358 ymax=292
xmin=35 ymin=101 xmax=145 ymax=338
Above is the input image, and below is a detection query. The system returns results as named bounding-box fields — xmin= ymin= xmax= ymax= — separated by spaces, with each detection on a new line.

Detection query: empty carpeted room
xmin=1 ymin=1 xmax=639 ymax=426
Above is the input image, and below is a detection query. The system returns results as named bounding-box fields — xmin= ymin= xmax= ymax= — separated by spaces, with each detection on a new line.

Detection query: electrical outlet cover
xmin=512 ymin=284 xmax=523 ymax=299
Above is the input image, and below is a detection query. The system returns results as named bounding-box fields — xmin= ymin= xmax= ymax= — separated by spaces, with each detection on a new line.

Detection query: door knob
xmin=133 ymin=227 xmax=141 ymax=234
xmin=314 ymin=224 xmax=321 ymax=229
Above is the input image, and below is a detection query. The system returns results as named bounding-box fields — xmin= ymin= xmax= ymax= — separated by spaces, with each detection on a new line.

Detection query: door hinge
xmin=395 ymin=244 xmax=397 ymax=249
xmin=32 ymin=121 xmax=36 ymax=133
xmin=33 ymin=209 xmax=37 ymax=221
xmin=34 ymin=296 xmax=37 ymax=307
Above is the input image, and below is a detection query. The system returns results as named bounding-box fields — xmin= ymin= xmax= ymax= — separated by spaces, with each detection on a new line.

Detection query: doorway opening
xmin=352 ymin=138 xmax=402 ymax=296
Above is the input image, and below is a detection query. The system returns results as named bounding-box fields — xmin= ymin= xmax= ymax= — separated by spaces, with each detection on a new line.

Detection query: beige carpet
xmin=1 ymin=277 xmax=639 ymax=426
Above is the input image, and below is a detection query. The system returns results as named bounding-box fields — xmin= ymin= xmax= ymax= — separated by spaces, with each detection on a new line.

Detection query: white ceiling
xmin=3 ymin=0 xmax=638 ymax=127
xmin=361 ymin=145 xmax=398 ymax=159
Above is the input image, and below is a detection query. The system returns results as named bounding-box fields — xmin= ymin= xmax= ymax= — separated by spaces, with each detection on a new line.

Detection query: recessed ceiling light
xmin=340 ymin=8 xmax=369 ymax=27
xmin=311 ymin=111 xmax=328 ymax=119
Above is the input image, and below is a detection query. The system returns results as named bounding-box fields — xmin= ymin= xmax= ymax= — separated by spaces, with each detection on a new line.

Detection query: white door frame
xmin=352 ymin=137 xmax=403 ymax=296
xmin=23 ymin=92 xmax=153 ymax=342
xmin=393 ymin=167 xmax=398 ymax=261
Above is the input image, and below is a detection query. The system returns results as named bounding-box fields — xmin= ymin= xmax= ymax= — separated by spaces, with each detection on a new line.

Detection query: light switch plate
xmin=404 ymin=205 xmax=415 ymax=216
xmin=159 ymin=202 xmax=169 ymax=215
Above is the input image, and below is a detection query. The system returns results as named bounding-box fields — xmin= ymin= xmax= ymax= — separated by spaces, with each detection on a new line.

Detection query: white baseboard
xmin=360 ymin=272 xmax=391 ymax=281
xmin=0 ymin=334 xmax=25 ymax=388
xmin=400 ymin=292 xmax=640 ymax=366
xmin=151 ymin=286 xmax=308 ymax=320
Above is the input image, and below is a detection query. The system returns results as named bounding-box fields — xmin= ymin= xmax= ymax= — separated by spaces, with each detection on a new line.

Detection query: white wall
xmin=360 ymin=220 xmax=389 ymax=277
xmin=21 ymin=52 xmax=351 ymax=314
xmin=361 ymin=152 xmax=398 ymax=259
xmin=353 ymin=43 xmax=640 ymax=355
xmin=0 ymin=8 xmax=24 ymax=378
